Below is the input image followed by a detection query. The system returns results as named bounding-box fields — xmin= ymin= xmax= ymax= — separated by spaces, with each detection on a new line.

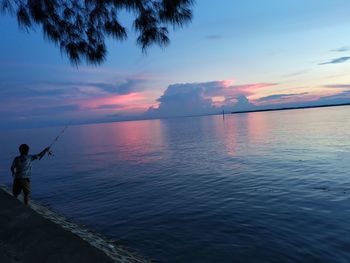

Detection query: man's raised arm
xmin=37 ymin=147 xmax=50 ymax=160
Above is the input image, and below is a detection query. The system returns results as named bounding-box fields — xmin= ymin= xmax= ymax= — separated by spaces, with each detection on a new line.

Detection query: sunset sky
xmin=1 ymin=0 xmax=350 ymax=128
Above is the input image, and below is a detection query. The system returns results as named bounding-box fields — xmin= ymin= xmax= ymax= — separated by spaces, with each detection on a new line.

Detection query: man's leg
xmin=23 ymin=194 xmax=29 ymax=206
xmin=12 ymin=179 xmax=21 ymax=198
xmin=22 ymin=179 xmax=31 ymax=206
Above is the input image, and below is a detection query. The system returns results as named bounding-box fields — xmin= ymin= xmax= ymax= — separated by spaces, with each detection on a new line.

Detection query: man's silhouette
xmin=11 ymin=144 xmax=50 ymax=206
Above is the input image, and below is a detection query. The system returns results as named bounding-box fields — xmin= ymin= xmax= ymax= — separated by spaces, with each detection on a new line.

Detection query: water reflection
xmin=211 ymin=112 xmax=271 ymax=157
xmin=1 ymin=107 xmax=350 ymax=263
xmin=76 ymin=120 xmax=167 ymax=164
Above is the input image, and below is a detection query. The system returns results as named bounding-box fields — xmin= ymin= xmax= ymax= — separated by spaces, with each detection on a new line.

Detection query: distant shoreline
xmin=3 ymin=102 xmax=350 ymax=130
xmin=231 ymin=103 xmax=350 ymax=115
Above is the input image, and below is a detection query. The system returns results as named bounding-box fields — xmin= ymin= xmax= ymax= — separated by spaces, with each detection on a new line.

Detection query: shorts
xmin=12 ymin=178 xmax=31 ymax=197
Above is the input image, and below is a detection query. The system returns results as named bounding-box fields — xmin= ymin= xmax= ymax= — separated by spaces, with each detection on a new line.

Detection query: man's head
xmin=19 ymin=144 xmax=30 ymax=155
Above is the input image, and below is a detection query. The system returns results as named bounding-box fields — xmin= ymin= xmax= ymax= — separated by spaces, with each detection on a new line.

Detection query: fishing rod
xmin=49 ymin=125 xmax=69 ymax=148
xmin=39 ymin=125 xmax=69 ymax=159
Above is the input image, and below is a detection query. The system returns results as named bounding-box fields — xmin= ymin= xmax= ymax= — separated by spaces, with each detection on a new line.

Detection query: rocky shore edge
xmin=0 ymin=186 xmax=150 ymax=263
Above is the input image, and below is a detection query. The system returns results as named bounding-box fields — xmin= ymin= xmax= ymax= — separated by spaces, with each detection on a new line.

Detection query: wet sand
xmin=0 ymin=188 xmax=148 ymax=263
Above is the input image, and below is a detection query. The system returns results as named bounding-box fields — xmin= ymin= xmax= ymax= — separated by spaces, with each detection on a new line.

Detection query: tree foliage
xmin=0 ymin=0 xmax=194 ymax=64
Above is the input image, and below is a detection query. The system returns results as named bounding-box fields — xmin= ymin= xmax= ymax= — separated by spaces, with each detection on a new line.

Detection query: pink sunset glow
xmin=2 ymin=76 xmax=350 ymax=128
xmin=82 ymin=93 xmax=145 ymax=108
xmin=71 ymin=92 xmax=156 ymax=114
xmin=77 ymin=80 xmax=350 ymax=116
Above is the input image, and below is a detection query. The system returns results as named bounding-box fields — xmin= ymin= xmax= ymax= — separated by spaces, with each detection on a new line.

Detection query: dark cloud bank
xmin=0 ymin=78 xmax=146 ymax=101
xmin=0 ymin=78 xmax=147 ymax=128
xmin=319 ymin=56 xmax=350 ymax=65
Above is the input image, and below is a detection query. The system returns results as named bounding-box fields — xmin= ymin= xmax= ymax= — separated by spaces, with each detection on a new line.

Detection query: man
xmin=11 ymin=144 xmax=50 ymax=206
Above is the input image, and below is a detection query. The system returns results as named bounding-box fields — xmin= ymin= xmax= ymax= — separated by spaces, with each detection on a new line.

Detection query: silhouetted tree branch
xmin=0 ymin=0 xmax=194 ymax=64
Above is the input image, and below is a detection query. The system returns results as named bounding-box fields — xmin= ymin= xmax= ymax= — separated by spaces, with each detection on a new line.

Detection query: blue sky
xmin=1 ymin=0 xmax=350 ymax=128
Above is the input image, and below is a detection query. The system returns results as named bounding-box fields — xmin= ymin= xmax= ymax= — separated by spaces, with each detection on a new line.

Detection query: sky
xmin=1 ymin=0 xmax=350 ymax=128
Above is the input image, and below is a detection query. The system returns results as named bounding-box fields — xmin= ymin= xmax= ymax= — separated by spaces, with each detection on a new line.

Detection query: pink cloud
xmin=79 ymin=93 xmax=144 ymax=108
xmin=70 ymin=92 xmax=159 ymax=115
xmin=253 ymin=92 xmax=312 ymax=105
xmin=220 ymin=83 xmax=277 ymax=98
xmin=146 ymin=80 xmax=276 ymax=117
xmin=219 ymin=79 xmax=235 ymax=88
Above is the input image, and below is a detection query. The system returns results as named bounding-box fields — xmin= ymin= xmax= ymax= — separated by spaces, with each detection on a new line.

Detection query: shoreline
xmin=230 ymin=102 xmax=350 ymax=115
xmin=0 ymin=186 xmax=149 ymax=263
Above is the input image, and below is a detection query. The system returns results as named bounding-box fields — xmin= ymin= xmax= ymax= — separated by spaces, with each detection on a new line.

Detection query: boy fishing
xmin=10 ymin=144 xmax=50 ymax=206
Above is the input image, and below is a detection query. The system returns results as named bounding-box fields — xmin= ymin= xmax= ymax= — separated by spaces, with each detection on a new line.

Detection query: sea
xmin=1 ymin=105 xmax=350 ymax=263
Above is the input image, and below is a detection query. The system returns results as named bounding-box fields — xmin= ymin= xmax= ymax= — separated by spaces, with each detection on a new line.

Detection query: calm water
xmin=1 ymin=106 xmax=350 ymax=262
